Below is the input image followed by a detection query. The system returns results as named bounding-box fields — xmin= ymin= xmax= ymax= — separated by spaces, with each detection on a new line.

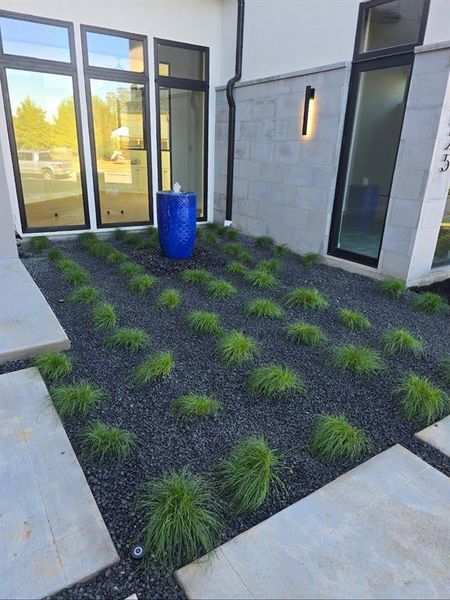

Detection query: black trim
xmin=328 ymin=0 xmax=430 ymax=267
xmin=81 ymin=24 xmax=153 ymax=228
xmin=154 ymin=37 xmax=209 ymax=221
xmin=0 ymin=10 xmax=90 ymax=233
xmin=353 ymin=0 xmax=430 ymax=62
xmin=225 ymin=0 xmax=245 ymax=222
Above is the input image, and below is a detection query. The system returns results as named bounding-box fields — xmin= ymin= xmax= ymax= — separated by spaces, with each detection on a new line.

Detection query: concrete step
xmin=0 ymin=258 xmax=70 ymax=364
xmin=176 ymin=445 xmax=450 ymax=600
xmin=0 ymin=367 xmax=119 ymax=600
xmin=415 ymin=416 xmax=450 ymax=458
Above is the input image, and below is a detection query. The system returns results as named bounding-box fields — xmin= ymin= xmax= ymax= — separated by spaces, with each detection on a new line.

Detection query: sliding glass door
xmin=155 ymin=39 xmax=209 ymax=220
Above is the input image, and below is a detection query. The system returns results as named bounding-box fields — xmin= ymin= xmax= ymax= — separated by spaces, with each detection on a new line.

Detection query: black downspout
xmin=225 ymin=0 xmax=245 ymax=223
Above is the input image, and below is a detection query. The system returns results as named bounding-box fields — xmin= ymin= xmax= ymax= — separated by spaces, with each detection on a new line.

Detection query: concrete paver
xmin=176 ymin=445 xmax=450 ymax=600
xmin=415 ymin=416 xmax=450 ymax=457
xmin=0 ymin=368 xmax=119 ymax=600
xmin=0 ymin=258 xmax=70 ymax=363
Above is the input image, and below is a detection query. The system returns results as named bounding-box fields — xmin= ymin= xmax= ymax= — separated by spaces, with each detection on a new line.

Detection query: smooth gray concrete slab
xmin=0 ymin=258 xmax=70 ymax=364
xmin=176 ymin=445 xmax=450 ymax=600
xmin=0 ymin=368 xmax=119 ymax=600
xmin=415 ymin=416 xmax=450 ymax=457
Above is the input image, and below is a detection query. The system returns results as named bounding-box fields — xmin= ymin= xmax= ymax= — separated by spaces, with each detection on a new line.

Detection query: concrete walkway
xmin=415 ymin=416 xmax=450 ymax=457
xmin=176 ymin=445 xmax=450 ymax=600
xmin=0 ymin=368 xmax=118 ymax=599
xmin=0 ymin=258 xmax=70 ymax=363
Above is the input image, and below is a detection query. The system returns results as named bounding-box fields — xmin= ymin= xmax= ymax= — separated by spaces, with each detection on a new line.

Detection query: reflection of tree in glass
xmin=13 ymin=97 xmax=52 ymax=149
xmin=13 ymin=95 xmax=78 ymax=154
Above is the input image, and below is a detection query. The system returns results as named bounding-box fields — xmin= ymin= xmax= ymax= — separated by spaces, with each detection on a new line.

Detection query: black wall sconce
xmin=302 ymin=85 xmax=315 ymax=136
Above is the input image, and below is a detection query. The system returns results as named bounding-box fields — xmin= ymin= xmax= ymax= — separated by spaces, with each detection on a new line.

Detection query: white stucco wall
xmin=0 ymin=0 xmax=224 ymax=235
xmin=220 ymin=0 xmax=450 ymax=83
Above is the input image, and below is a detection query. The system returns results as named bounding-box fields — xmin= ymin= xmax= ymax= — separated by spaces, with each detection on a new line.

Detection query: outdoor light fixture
xmin=302 ymin=85 xmax=315 ymax=136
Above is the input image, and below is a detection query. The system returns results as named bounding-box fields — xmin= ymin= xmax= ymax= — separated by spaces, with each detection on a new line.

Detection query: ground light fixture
xmin=302 ymin=85 xmax=315 ymax=136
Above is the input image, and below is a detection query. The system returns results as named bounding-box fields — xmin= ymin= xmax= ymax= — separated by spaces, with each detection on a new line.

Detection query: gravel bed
xmin=4 ymin=231 xmax=449 ymax=600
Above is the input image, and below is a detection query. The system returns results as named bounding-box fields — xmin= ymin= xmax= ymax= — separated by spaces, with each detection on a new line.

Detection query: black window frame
xmin=353 ymin=0 xmax=430 ymax=62
xmin=154 ymin=37 xmax=209 ymax=222
xmin=0 ymin=9 xmax=90 ymax=233
xmin=328 ymin=0 xmax=430 ymax=268
xmin=81 ymin=24 xmax=153 ymax=228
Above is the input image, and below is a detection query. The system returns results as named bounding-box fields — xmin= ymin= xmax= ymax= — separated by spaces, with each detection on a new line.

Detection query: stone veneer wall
xmin=379 ymin=42 xmax=450 ymax=285
xmin=213 ymin=62 xmax=350 ymax=255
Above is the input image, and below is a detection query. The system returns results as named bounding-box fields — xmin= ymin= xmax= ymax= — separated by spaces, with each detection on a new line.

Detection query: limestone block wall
xmin=214 ymin=62 xmax=350 ymax=255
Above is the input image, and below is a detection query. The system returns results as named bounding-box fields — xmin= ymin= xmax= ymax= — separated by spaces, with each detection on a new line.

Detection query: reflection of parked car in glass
xmin=18 ymin=150 xmax=72 ymax=180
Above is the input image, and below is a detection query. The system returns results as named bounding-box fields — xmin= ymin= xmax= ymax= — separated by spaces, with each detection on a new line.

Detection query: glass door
xmin=331 ymin=58 xmax=411 ymax=262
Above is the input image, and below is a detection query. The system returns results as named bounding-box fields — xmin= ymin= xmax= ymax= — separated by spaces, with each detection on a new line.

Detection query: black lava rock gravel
xmin=4 ymin=231 xmax=449 ymax=600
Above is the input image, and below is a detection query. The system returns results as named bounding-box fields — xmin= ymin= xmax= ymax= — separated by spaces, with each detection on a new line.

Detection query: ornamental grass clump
xmin=119 ymin=261 xmax=145 ymax=277
xmin=92 ymin=301 xmax=117 ymax=329
xmin=106 ymin=249 xmax=128 ymax=265
xmin=222 ymin=227 xmax=237 ymax=240
xmin=139 ymin=468 xmax=223 ymax=568
xmin=440 ymin=356 xmax=450 ymax=386
xmin=413 ymin=292 xmax=448 ymax=314
xmin=309 ymin=415 xmax=370 ymax=462
xmin=394 ymin=373 xmax=448 ymax=425
xmin=258 ymin=258 xmax=280 ymax=274
xmin=284 ymin=322 xmax=326 ymax=347
xmin=219 ymin=436 xmax=283 ymax=514
xmin=172 ymin=394 xmax=221 ymax=418
xmin=48 ymin=248 xmax=64 ymax=262
xmin=378 ymin=278 xmax=406 ymax=298
xmin=86 ymin=240 xmax=112 ymax=259
xmin=80 ymin=422 xmax=136 ymax=461
xmin=113 ymin=228 xmax=128 ymax=242
xmin=333 ymin=344 xmax=383 ymax=375
xmin=227 ymin=261 xmax=247 ymax=275
xmin=67 ymin=285 xmax=101 ymax=304
xmin=272 ymin=244 xmax=287 ymax=257
xmin=284 ymin=287 xmax=329 ymax=309
xmin=204 ymin=231 xmax=218 ymax=245
xmin=206 ymin=278 xmax=237 ymax=299
xmin=105 ymin=327 xmax=150 ymax=351
xmin=186 ymin=311 xmax=222 ymax=334
xmin=51 ymin=382 xmax=106 ymax=418
xmin=156 ymin=288 xmax=181 ymax=309
xmin=339 ymin=308 xmax=371 ymax=330
xmin=245 ymin=298 xmax=284 ymax=319
xmin=180 ymin=269 xmax=212 ymax=285
xmin=32 ymin=352 xmax=72 ymax=381
xmin=302 ymin=253 xmax=319 ymax=268
xmin=60 ymin=262 xmax=90 ymax=286
xmin=249 ymin=364 xmax=304 ymax=398
xmin=128 ymin=273 xmax=156 ymax=293
xmin=222 ymin=243 xmax=253 ymax=263
xmin=245 ymin=269 xmax=278 ymax=289
xmin=78 ymin=231 xmax=97 ymax=248
xmin=132 ymin=351 xmax=173 ymax=386
xmin=255 ymin=235 xmax=273 ymax=250
xmin=218 ymin=330 xmax=259 ymax=365
xmin=382 ymin=328 xmax=424 ymax=356
xmin=29 ymin=236 xmax=50 ymax=252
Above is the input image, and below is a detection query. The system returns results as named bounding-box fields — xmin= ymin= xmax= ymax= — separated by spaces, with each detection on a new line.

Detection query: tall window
xmin=0 ymin=12 xmax=88 ymax=231
xmin=155 ymin=39 xmax=209 ymax=220
xmin=328 ymin=0 xmax=430 ymax=266
xmin=82 ymin=26 xmax=152 ymax=227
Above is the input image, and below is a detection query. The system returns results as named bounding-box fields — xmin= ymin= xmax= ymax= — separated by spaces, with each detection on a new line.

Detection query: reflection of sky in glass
xmin=86 ymin=32 xmax=144 ymax=72
xmin=7 ymin=69 xmax=73 ymax=120
xmin=0 ymin=17 xmax=70 ymax=62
